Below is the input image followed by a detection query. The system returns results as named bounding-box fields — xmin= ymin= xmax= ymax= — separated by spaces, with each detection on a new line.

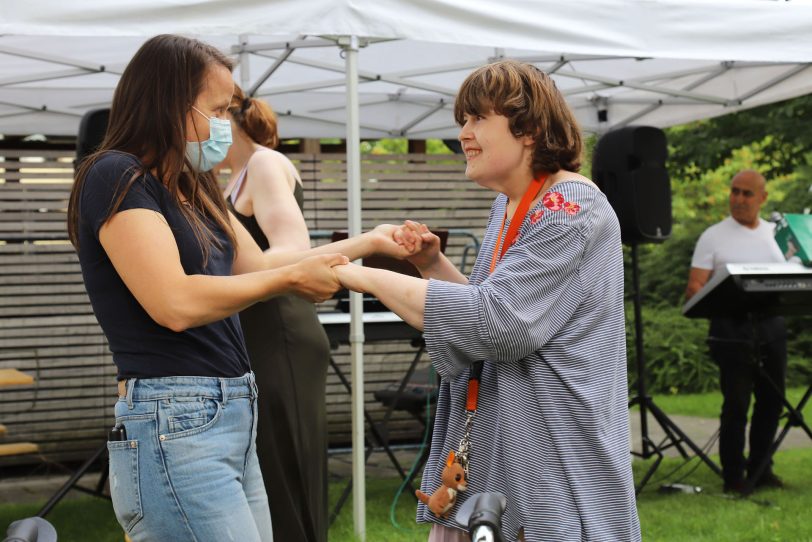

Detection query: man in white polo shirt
xmin=685 ymin=169 xmax=787 ymax=495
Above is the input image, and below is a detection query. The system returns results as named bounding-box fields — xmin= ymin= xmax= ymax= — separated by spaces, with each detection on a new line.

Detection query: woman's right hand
xmin=395 ymin=220 xmax=441 ymax=270
xmin=288 ymin=253 xmax=348 ymax=303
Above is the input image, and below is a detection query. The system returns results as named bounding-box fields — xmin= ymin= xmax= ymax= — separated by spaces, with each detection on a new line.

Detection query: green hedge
xmin=624 ymin=304 xmax=812 ymax=395
xmin=625 ymin=305 xmax=717 ymax=394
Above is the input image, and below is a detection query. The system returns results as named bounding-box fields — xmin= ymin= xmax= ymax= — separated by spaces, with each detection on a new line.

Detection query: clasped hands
xmin=292 ymin=220 xmax=440 ymax=302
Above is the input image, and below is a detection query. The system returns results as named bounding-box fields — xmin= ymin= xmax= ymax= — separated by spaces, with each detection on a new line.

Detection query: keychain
xmin=416 ymin=450 xmax=468 ymax=518
xmin=417 ymin=361 xmax=482 ymax=517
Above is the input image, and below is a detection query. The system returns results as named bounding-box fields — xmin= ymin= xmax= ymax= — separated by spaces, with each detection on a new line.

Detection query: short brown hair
xmin=229 ymin=85 xmax=279 ymax=149
xmin=454 ymin=60 xmax=582 ymax=174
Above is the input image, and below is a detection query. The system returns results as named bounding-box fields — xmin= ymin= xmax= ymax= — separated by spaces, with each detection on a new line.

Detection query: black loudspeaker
xmin=76 ymin=108 xmax=110 ymax=165
xmin=592 ymin=126 xmax=671 ymax=244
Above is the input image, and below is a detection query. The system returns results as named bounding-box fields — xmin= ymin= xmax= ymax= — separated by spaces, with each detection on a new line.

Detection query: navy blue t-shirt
xmin=77 ymin=151 xmax=250 ymax=379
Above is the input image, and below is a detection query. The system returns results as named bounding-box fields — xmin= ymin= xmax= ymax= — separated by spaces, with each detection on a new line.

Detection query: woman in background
xmin=218 ymin=86 xmax=329 ymax=542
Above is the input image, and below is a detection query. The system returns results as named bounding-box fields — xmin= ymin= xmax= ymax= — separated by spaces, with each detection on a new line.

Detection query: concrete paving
xmin=628 ymin=411 xmax=811 ymax=458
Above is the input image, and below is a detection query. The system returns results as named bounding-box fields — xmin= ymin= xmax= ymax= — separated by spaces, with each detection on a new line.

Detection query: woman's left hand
xmin=288 ymin=253 xmax=349 ymax=302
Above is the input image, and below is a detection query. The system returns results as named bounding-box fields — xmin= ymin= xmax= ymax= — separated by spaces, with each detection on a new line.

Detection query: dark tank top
xmin=225 ymin=156 xmax=329 ymax=363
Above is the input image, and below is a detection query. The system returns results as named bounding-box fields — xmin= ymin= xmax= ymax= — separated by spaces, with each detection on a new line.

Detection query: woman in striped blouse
xmin=336 ymin=60 xmax=640 ymax=541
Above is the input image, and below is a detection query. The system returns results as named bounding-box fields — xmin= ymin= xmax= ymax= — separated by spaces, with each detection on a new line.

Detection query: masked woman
xmin=68 ymin=34 xmax=407 ymax=542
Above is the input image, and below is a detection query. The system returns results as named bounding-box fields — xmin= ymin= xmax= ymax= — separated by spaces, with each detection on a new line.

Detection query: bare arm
xmin=414 ymin=253 xmax=468 ymax=284
xmin=100 ymin=208 xmax=345 ymax=332
xmin=233 ymin=218 xmax=415 ymax=274
xmin=231 ymin=154 xmax=429 ymax=274
xmin=245 ymin=151 xmax=311 ymax=253
xmin=334 ymin=264 xmax=428 ymax=330
xmin=685 ymin=267 xmax=713 ymax=300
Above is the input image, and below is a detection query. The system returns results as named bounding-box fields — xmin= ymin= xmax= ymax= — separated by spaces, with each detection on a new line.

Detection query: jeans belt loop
xmin=220 ymin=378 xmax=228 ymax=406
xmin=126 ymin=378 xmax=137 ymax=410
xmin=249 ymin=371 xmax=258 ymax=398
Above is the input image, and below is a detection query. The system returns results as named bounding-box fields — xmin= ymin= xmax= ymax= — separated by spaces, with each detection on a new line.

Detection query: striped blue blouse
xmin=419 ymin=181 xmax=641 ymax=541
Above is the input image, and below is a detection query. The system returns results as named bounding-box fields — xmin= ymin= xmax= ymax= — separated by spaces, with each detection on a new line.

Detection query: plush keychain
xmin=416 ymin=450 xmax=468 ymax=518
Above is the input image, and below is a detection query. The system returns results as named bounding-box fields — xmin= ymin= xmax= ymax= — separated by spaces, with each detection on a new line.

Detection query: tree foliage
xmin=667 ymin=94 xmax=812 ymax=181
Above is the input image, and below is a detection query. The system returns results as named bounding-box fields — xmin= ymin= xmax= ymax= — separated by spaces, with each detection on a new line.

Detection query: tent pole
xmin=238 ymin=34 xmax=250 ymax=89
xmin=342 ymin=33 xmax=366 ymax=542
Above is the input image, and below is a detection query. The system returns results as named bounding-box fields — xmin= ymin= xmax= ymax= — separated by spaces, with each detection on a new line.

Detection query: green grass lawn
xmin=2 ymin=448 xmax=810 ymax=541
xmin=636 ymin=386 xmax=811 ymax=420
xmin=635 ymin=448 xmax=812 ymax=542
xmin=2 ymin=387 xmax=810 ymax=541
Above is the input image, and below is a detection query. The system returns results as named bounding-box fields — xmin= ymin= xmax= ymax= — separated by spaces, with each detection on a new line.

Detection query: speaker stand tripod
xmin=627 ymin=243 xmax=722 ymax=494
xmin=36 ymin=441 xmax=110 ymax=518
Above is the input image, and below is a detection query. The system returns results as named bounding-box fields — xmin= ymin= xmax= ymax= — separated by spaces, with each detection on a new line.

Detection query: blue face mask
xmin=185 ymin=106 xmax=232 ymax=171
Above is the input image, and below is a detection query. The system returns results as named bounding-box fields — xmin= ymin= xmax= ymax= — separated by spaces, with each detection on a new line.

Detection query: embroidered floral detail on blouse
xmin=542 ymin=191 xmax=565 ymax=211
xmin=563 ymin=201 xmax=581 ymax=215
xmin=530 ymin=209 xmax=544 ymax=224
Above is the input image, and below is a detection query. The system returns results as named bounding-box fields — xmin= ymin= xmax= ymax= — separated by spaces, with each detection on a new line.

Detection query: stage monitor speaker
xmin=592 ymin=126 xmax=671 ymax=244
xmin=76 ymin=108 xmax=110 ymax=166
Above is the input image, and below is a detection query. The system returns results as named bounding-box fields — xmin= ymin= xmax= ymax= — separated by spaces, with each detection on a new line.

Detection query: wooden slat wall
xmin=0 ymin=149 xmax=491 ymax=468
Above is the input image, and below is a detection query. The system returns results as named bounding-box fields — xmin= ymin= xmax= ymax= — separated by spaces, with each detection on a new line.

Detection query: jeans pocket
xmin=161 ymin=397 xmax=222 ymax=440
xmin=107 ymin=440 xmax=143 ymax=532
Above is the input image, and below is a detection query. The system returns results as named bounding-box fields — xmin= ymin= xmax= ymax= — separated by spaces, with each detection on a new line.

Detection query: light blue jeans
xmin=108 ymin=373 xmax=273 ymax=542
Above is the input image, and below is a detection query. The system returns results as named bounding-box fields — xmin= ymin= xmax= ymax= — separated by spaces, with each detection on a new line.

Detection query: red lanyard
xmin=488 ymin=175 xmax=547 ymax=275
xmin=467 ymin=175 xmax=547 ymax=412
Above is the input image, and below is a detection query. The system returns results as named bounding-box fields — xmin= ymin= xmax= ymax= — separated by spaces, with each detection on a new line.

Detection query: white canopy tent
xmin=2 ymin=0 xmax=812 ymax=138
xmin=2 ymin=1 xmax=812 ymax=538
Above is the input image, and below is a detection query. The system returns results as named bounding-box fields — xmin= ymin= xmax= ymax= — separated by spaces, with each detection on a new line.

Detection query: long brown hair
xmin=228 ymin=85 xmax=279 ymax=148
xmin=67 ymin=34 xmax=237 ymax=262
xmin=454 ymin=60 xmax=582 ymax=174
